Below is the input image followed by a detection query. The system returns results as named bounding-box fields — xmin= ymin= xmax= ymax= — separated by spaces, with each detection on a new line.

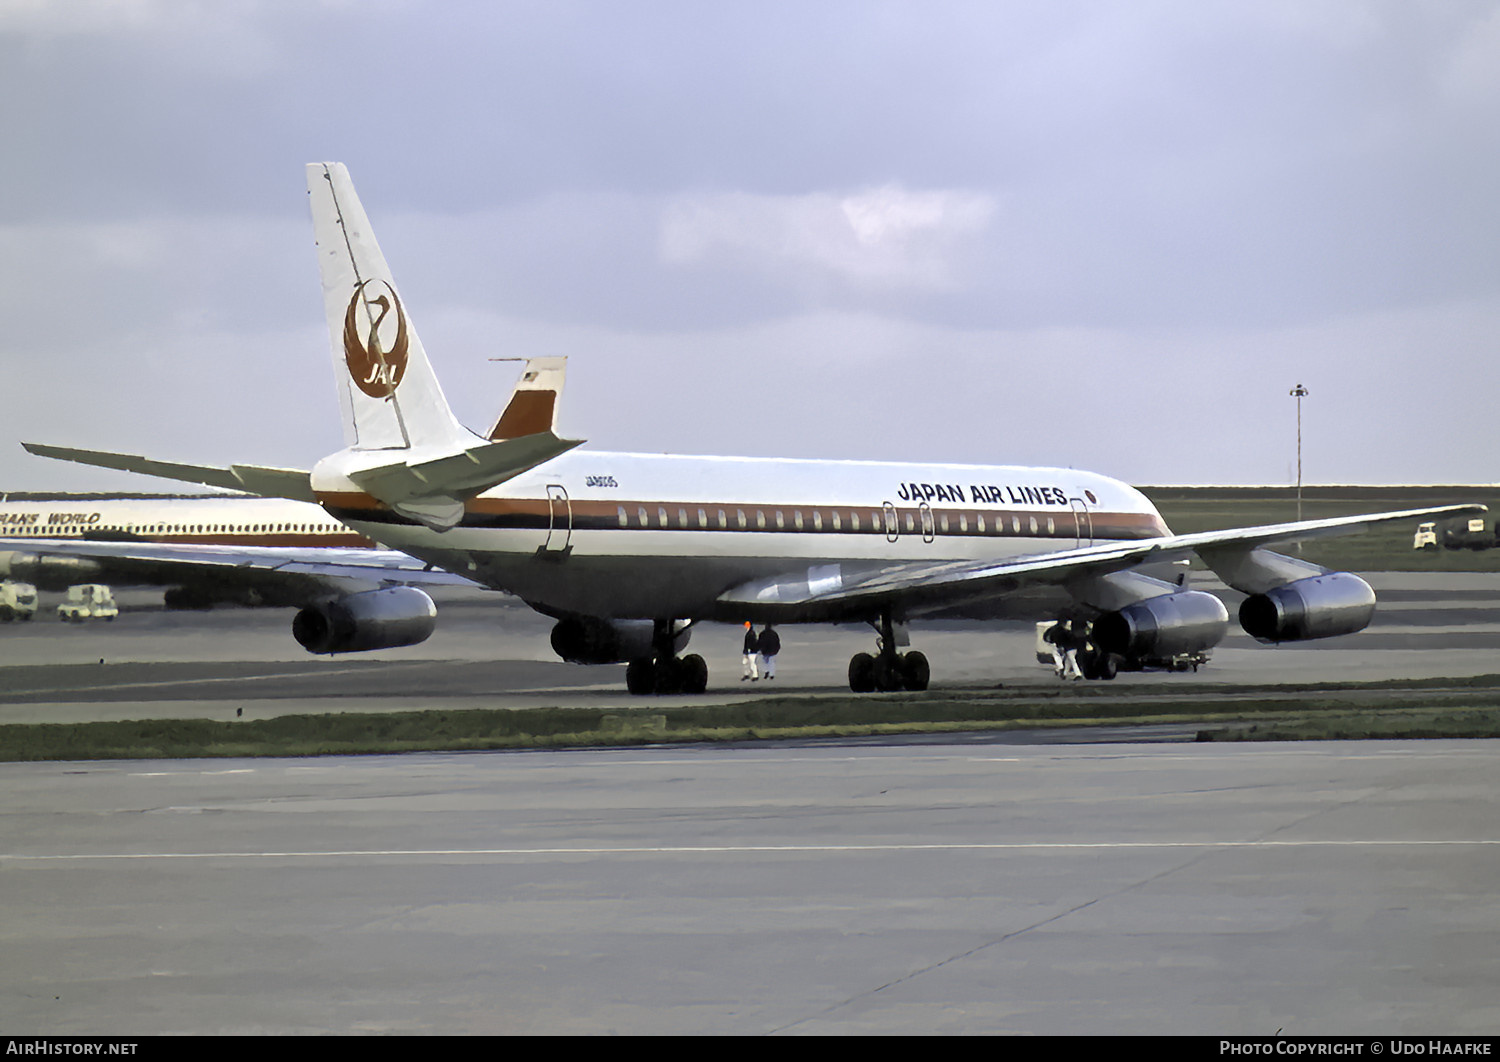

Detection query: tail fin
xmin=306 ymin=163 xmax=474 ymax=453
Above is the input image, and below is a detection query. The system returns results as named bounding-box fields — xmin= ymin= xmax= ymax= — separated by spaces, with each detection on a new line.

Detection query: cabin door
xmin=543 ymin=484 xmax=573 ymax=554
xmin=882 ymin=501 xmax=900 ymax=543
xmin=1070 ymin=496 xmax=1093 ymax=549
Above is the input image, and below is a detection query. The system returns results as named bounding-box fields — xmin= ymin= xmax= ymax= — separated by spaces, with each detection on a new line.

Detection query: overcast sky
xmin=2 ymin=0 xmax=1497 ymax=492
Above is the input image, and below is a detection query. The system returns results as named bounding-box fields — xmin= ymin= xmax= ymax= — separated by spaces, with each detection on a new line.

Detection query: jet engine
xmin=1238 ymin=572 xmax=1375 ymax=643
xmin=1091 ymin=590 xmax=1230 ymax=661
xmin=0 ymin=551 xmax=104 ymax=590
xmin=549 ymin=616 xmax=689 ymax=664
xmin=291 ymin=586 xmax=437 ymax=654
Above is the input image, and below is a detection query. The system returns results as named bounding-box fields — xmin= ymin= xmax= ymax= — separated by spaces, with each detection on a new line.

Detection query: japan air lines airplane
xmin=14 ymin=163 xmax=1482 ymax=693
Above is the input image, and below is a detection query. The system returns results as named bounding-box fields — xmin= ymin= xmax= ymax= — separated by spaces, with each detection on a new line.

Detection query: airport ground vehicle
xmin=1034 ymin=619 xmax=1208 ymax=678
xmin=1414 ymin=518 xmax=1493 ymax=551
xmin=57 ymin=584 xmax=119 ymax=622
xmin=0 ymin=581 xmax=38 ymax=622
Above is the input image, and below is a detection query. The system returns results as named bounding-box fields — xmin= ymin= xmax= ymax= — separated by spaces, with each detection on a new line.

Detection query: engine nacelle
xmin=0 ymin=551 xmax=104 ymax=590
xmin=1092 ymin=590 xmax=1230 ymax=660
xmin=292 ymin=587 xmax=437 ymax=654
xmin=549 ymin=616 xmax=689 ymax=664
xmin=1238 ymin=572 xmax=1376 ymax=643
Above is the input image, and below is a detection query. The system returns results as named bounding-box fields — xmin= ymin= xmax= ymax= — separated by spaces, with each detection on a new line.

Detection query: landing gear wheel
xmin=679 ymin=654 xmax=708 ymax=694
xmin=848 ymin=652 xmax=876 ymax=693
xmin=626 ymin=658 xmax=656 ymax=696
xmin=653 ymin=657 xmax=684 ymax=695
xmin=872 ymin=655 xmax=903 ymax=692
xmin=1095 ymin=653 xmax=1117 ymax=680
xmin=899 ymin=650 xmax=930 ymax=691
xmin=627 ymin=654 xmax=708 ymax=696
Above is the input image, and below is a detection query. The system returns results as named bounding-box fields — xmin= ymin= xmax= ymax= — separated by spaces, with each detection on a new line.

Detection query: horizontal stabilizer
xmin=348 ymin=432 xmax=583 ymax=504
xmin=343 ymin=431 xmax=584 ymax=530
xmin=23 ymin=442 xmax=316 ymax=503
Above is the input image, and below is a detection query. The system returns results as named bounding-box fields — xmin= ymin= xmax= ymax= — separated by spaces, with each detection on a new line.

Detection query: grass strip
xmin=7 ymin=681 xmax=1500 ymax=760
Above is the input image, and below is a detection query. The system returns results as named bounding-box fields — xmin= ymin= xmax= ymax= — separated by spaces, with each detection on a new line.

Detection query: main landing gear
xmin=848 ymin=612 xmax=930 ymax=693
xmin=625 ymin=619 xmax=708 ymax=696
xmin=1076 ymin=644 xmax=1117 ymax=681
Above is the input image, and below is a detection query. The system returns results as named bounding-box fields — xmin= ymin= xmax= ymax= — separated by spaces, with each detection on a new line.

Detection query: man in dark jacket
xmin=757 ymin=624 xmax=781 ymax=680
xmin=742 ymin=622 xmax=760 ymax=681
xmin=1044 ymin=619 xmax=1084 ymax=681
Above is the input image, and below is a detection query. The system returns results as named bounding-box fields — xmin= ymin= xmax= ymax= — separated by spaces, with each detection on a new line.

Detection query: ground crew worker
xmin=757 ymin=623 xmax=781 ymax=680
xmin=1045 ymin=620 xmax=1084 ymax=681
xmin=742 ymin=622 xmax=760 ymax=681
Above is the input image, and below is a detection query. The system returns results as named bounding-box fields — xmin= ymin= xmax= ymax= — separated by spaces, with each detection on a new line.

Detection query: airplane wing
xmin=716 ymin=504 xmax=1486 ymax=620
xmin=22 ymin=443 xmax=316 ymax=503
xmin=0 ymin=536 xmax=485 ymax=604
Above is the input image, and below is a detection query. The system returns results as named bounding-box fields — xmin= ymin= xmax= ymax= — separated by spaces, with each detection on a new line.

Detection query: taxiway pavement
xmin=2 ymin=572 xmax=1498 ymax=1034
xmin=3 ymin=739 xmax=1497 ymax=1035
xmin=2 ymin=572 xmax=1499 ymax=724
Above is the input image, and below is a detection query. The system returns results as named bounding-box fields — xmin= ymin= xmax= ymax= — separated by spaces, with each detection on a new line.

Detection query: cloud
xmin=659 ymin=185 xmax=995 ymax=292
xmin=1442 ymin=4 xmax=1500 ymax=106
xmin=0 ymin=0 xmax=311 ymax=77
xmin=0 ymin=213 xmax=309 ymax=349
xmin=2 ymin=2 xmax=1497 ymax=491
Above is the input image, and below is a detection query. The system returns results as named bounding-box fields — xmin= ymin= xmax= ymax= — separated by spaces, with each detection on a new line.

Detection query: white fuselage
xmin=314 ymin=451 xmax=1170 ymax=620
xmin=0 ymin=495 xmax=372 ymax=548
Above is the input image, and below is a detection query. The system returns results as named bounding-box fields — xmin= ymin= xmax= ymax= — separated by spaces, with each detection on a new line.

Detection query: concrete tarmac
xmin=2 ymin=572 xmax=1500 ymax=724
xmin=1 ymin=572 xmax=1498 ymax=1034
xmin=2 ymin=741 xmax=1497 ymax=1035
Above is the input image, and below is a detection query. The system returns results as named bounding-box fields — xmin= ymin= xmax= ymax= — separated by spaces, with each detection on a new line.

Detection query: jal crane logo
xmin=342 ymin=279 xmax=409 ymax=399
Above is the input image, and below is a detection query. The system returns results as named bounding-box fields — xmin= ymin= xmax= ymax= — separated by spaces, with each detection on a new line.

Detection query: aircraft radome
xmin=13 ymin=164 xmax=1483 ymax=693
